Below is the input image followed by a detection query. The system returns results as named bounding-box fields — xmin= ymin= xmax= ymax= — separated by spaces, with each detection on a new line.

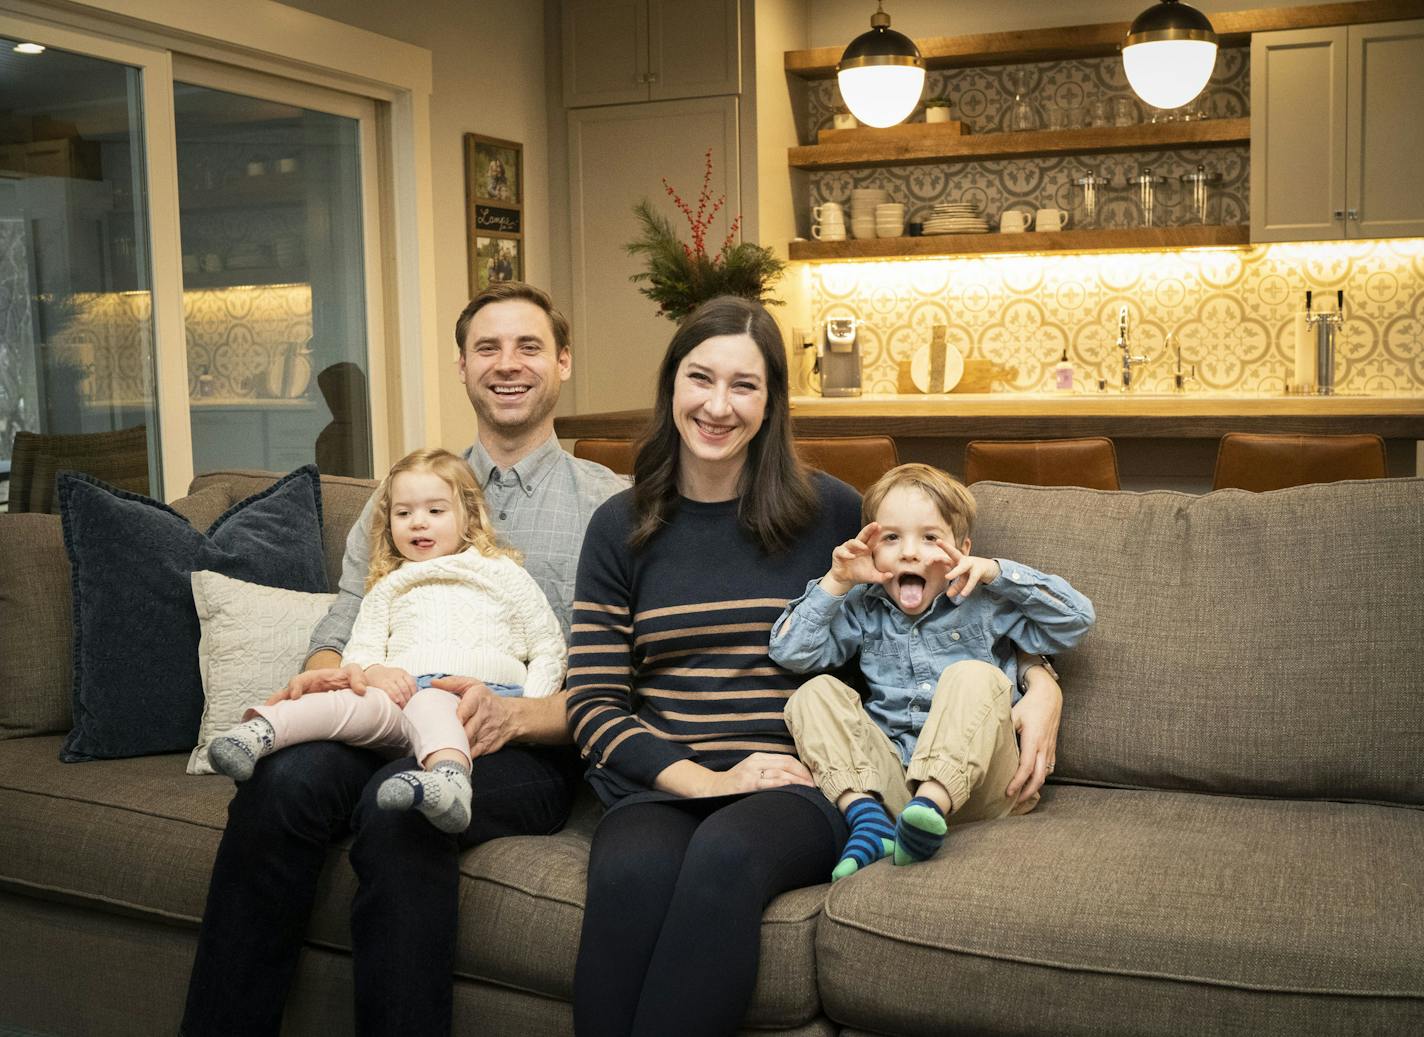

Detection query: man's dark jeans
xmin=181 ymin=739 xmax=578 ymax=1036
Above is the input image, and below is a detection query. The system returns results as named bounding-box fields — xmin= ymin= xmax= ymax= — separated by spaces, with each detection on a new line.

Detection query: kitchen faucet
xmin=1117 ymin=305 xmax=1149 ymax=390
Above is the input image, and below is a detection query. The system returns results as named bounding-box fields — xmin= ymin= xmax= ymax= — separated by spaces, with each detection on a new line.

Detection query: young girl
xmin=208 ymin=447 xmax=566 ymax=834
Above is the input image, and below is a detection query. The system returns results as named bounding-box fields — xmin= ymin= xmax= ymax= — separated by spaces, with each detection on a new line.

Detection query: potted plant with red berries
xmin=626 ymin=147 xmax=786 ymax=321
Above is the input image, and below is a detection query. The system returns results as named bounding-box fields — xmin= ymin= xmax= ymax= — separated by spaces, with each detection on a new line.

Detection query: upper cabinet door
xmin=1348 ymin=19 xmax=1424 ymax=239
xmin=1250 ymin=27 xmax=1348 ymax=243
xmin=647 ymin=0 xmax=740 ymax=101
xmin=563 ymin=0 xmax=650 ymax=108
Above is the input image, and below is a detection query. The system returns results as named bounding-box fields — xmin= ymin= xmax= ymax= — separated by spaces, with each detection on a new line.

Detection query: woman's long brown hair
xmin=628 ymin=296 xmax=817 ymax=554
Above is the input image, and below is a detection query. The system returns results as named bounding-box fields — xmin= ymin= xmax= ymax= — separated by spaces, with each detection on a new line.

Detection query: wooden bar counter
xmin=556 ymin=393 xmax=1424 ymax=489
xmin=556 ymin=393 xmax=1424 ymax=441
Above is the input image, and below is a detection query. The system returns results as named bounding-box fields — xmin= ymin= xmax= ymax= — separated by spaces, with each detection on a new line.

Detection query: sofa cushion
xmin=58 ymin=466 xmax=328 ymax=761
xmin=971 ymin=479 xmax=1424 ymax=804
xmin=817 ymin=785 xmax=1424 ymax=1036
xmin=0 ymin=514 xmax=73 ymax=739
xmin=188 ymin=571 xmax=337 ymax=774
xmin=0 ymin=740 xmax=829 ymax=1029
xmin=189 ymin=469 xmax=378 ymax=592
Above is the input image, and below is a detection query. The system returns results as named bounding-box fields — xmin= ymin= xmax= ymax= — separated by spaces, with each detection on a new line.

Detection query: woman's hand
xmin=820 ymin=523 xmax=892 ymax=596
xmin=1006 ymin=666 xmax=1063 ymax=806
xmin=264 ymin=664 xmax=361 ymax=706
xmin=363 ymin=665 xmax=417 ymax=706
xmin=710 ymin=753 xmax=817 ymax=796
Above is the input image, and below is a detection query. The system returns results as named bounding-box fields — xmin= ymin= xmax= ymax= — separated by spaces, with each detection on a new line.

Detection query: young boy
xmin=769 ymin=463 xmax=1094 ymax=881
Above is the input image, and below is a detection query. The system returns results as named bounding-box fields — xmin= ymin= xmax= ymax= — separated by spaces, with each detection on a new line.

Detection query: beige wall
xmin=278 ymin=0 xmax=551 ymax=452
xmin=804 ymin=0 xmax=1345 ymax=49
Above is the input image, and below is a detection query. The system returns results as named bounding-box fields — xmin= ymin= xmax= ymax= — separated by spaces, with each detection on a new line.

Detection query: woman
xmin=566 ymin=295 xmax=858 ymax=1036
xmin=566 ymin=295 xmax=1066 ymax=1035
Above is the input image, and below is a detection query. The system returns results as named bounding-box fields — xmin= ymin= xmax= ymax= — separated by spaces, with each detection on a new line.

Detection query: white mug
xmin=812 ymin=223 xmax=846 ymax=241
xmin=1035 ymin=207 xmax=1070 ymax=232
xmin=813 ymin=203 xmax=844 ymax=223
xmin=1000 ymin=210 xmax=1033 ymax=233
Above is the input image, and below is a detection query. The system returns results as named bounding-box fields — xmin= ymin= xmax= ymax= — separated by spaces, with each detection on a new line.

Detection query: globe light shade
xmin=836 ymin=5 xmax=925 ymax=128
xmin=837 ymin=64 xmax=926 ymax=128
xmin=1122 ymin=0 xmax=1218 ymax=110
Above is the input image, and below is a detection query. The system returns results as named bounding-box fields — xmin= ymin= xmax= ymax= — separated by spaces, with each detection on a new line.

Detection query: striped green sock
xmin=894 ymin=796 xmax=947 ymax=865
xmin=832 ymin=798 xmax=896 ymax=882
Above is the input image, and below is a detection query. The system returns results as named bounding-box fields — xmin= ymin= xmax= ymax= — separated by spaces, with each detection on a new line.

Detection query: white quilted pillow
xmin=188 ymin=570 xmax=337 ymax=775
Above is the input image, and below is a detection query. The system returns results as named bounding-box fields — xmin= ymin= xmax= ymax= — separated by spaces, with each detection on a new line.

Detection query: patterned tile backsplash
xmin=798 ymin=50 xmax=1424 ymax=395
xmin=50 ymin=284 xmax=313 ymax=403
xmin=807 ymin=240 xmax=1424 ymax=394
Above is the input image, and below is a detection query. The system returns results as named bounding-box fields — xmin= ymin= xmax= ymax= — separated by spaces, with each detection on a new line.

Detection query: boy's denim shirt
xmin=769 ymin=560 xmax=1095 ymax=765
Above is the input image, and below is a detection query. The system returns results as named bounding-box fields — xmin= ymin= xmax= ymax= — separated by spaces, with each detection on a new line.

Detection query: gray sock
xmin=377 ymin=761 xmax=472 ymax=834
xmin=208 ymin=717 xmax=276 ymax=781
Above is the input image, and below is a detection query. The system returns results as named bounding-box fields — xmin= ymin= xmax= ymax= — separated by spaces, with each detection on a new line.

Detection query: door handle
xmin=1347 ymin=209 xmax=1360 ymax=221
xmin=1332 ymin=209 xmax=1344 ymax=220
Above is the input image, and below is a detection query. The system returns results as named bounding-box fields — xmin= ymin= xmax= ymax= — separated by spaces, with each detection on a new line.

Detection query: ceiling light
xmin=13 ymin=42 xmax=46 ymax=55
xmin=1122 ymin=0 xmax=1218 ymax=110
xmin=836 ymin=3 xmax=925 ymax=128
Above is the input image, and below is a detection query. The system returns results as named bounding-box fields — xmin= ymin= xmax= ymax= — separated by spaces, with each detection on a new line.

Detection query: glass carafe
xmin=1072 ymin=172 xmax=1111 ymax=230
xmin=1128 ymin=167 xmax=1171 ymax=228
xmin=1006 ymin=70 xmax=1040 ymax=132
xmin=1179 ymin=164 xmax=1223 ymax=225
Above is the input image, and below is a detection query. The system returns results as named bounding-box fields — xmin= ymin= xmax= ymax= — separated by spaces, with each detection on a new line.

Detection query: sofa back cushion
xmin=971 ymin=479 xmax=1423 ymax=805
xmin=0 ymin=471 xmax=373 ymax=743
xmin=189 ymin=469 xmax=376 ymax=590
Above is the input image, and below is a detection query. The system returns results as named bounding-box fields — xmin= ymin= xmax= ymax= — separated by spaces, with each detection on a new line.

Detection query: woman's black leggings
xmin=572 ymin=790 xmax=843 ymax=1037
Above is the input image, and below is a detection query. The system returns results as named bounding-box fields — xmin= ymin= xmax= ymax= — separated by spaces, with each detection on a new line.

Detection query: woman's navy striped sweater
xmin=566 ymin=475 xmax=862 ymax=807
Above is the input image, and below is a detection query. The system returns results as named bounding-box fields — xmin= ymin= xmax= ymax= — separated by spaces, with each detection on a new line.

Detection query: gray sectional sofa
xmin=1 ymin=468 xmax=1421 ymax=1035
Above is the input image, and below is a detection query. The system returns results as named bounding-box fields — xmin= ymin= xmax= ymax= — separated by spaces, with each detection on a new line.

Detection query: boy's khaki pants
xmin=785 ymin=660 xmax=1037 ymax=822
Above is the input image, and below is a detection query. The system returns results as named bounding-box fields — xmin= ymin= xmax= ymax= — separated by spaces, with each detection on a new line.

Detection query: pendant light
xmin=837 ymin=2 xmax=925 ymax=128
xmin=1122 ymin=0 xmax=1218 ymax=110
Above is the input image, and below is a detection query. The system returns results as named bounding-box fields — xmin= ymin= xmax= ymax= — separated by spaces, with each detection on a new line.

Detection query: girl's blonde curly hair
xmin=366 ymin=448 xmax=520 ymax=590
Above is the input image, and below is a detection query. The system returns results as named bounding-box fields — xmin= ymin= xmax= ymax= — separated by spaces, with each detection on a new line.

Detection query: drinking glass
xmin=1007 ymin=70 xmax=1040 ymax=132
xmin=1087 ymin=97 xmax=1111 ymax=128
xmin=1112 ymin=96 xmax=1139 ymax=127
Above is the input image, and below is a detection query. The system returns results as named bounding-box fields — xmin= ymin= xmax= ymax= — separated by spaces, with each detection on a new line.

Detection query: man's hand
xmin=435 ymin=676 xmax=513 ymax=758
xmin=820 ymin=523 xmax=893 ymax=597
xmin=264 ymin=663 xmax=365 ymax=706
xmin=932 ymin=543 xmax=1000 ymax=600
xmin=363 ymin=664 xmax=417 ymax=706
xmin=1006 ymin=667 xmax=1062 ymax=806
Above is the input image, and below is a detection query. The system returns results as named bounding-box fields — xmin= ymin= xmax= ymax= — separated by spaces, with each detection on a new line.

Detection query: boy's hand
xmin=364 ymin=665 xmax=417 ymax=707
xmin=820 ymin=523 xmax=893 ymax=596
xmin=932 ymin=543 xmax=1000 ymax=600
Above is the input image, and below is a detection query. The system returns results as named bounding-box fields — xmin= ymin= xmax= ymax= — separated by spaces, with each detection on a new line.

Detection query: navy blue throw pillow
xmin=58 ymin=465 xmax=327 ymax=762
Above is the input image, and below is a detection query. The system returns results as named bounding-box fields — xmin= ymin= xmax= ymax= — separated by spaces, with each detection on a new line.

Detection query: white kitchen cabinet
xmin=566 ymin=96 xmax=740 ymax=414
xmin=562 ymin=0 xmax=739 ymax=108
xmin=1251 ymin=19 xmax=1424 ymax=242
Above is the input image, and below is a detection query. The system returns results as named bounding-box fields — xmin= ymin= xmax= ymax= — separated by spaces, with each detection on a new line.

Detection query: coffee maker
xmin=817 ymin=316 xmax=862 ymax=397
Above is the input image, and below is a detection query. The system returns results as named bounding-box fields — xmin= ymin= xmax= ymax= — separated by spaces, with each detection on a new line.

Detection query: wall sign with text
xmin=464 ymin=134 xmax=524 ymax=293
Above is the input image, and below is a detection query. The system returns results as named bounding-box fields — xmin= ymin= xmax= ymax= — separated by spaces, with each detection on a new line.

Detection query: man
xmin=183 ymin=283 xmax=626 ymax=1036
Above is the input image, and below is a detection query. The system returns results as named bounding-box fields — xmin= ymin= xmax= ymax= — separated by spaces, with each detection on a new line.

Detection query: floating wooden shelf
xmin=788 ymin=225 xmax=1251 ymax=262
xmin=790 ymin=119 xmax=1249 ymax=170
xmin=784 ymin=1 xmax=1424 ymax=77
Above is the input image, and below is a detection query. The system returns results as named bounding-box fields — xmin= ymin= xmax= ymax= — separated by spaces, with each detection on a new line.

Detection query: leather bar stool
xmin=574 ymin=435 xmax=901 ymax=492
xmin=1211 ymin=432 xmax=1387 ymax=492
xmin=963 ymin=437 xmax=1120 ymax=490
xmin=572 ymin=438 xmax=636 ymax=475
xmin=794 ymin=435 xmax=900 ymax=492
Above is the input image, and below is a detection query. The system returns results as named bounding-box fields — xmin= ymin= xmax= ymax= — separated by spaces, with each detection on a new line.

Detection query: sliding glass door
xmin=0 ymin=33 xmax=162 ymax=502
xmin=0 ymin=15 xmax=388 ymax=508
xmin=172 ymin=69 xmax=379 ymax=478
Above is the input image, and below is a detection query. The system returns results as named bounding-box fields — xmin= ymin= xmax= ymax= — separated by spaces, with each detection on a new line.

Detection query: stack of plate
xmin=922 ymin=202 xmax=989 ymax=235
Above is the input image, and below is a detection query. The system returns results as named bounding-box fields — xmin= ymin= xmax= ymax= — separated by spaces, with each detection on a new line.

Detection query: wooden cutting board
xmin=817 ymin=121 xmax=964 ymax=145
xmin=896 ymin=357 xmax=1015 ymax=394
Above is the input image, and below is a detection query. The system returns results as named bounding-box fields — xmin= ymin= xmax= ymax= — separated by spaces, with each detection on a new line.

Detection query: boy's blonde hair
xmin=861 ymin=463 xmax=977 ymax=544
xmin=366 ymin=448 xmax=520 ymax=590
